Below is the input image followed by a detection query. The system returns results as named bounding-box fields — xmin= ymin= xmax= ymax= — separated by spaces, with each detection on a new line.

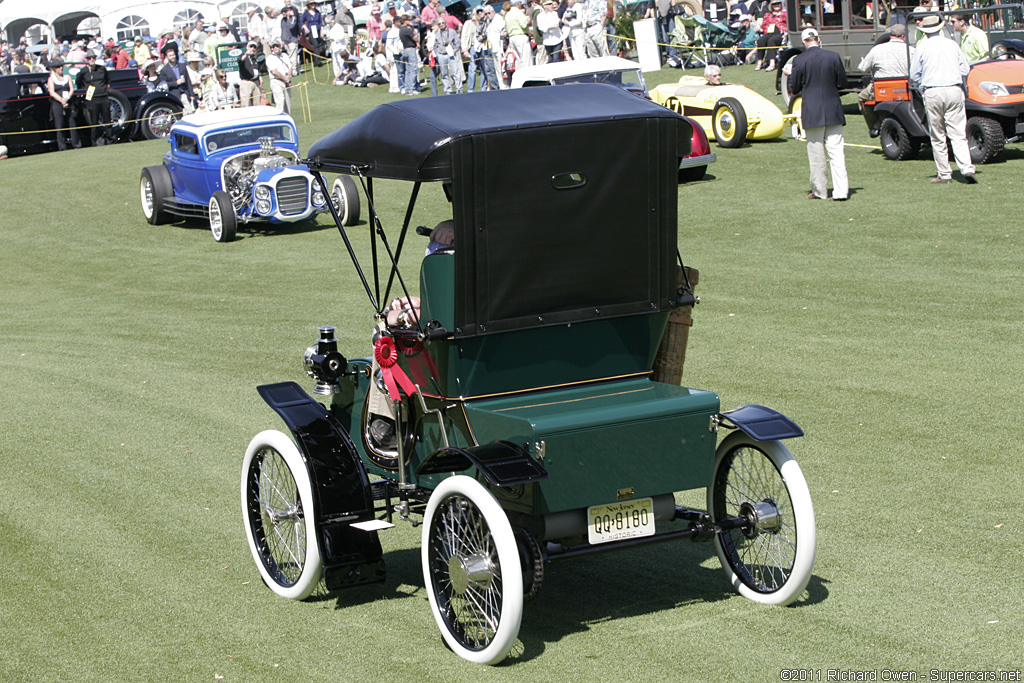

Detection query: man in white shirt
xmin=266 ymin=39 xmax=292 ymax=114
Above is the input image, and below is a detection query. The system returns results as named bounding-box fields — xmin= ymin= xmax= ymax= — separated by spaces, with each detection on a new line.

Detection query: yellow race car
xmin=651 ymin=75 xmax=791 ymax=148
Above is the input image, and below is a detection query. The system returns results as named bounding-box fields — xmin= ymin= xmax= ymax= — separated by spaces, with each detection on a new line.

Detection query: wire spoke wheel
xmin=708 ymin=431 xmax=815 ymax=605
xmin=422 ymin=476 xmax=522 ymax=665
xmin=242 ymin=430 xmax=322 ymax=600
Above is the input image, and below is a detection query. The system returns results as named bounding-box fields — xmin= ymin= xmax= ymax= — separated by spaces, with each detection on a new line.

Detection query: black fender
xmin=416 ymin=440 xmax=550 ymax=487
xmin=717 ymin=404 xmax=803 ymax=441
xmin=775 ymin=47 xmax=804 ymax=93
xmin=992 ymin=38 xmax=1024 ymax=59
xmin=257 ymin=381 xmax=385 ymax=590
xmin=876 ymin=100 xmax=930 ymax=138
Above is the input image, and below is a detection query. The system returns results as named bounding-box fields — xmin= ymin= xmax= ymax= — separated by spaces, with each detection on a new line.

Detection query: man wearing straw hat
xmin=909 ymin=13 xmax=976 ymax=184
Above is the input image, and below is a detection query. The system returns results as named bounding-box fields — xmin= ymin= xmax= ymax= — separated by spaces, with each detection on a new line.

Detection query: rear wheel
xmin=712 ymin=97 xmax=748 ymax=148
xmin=241 ymin=430 xmax=323 ymax=600
xmin=209 ymin=190 xmax=237 ymax=242
xmin=789 ymin=96 xmax=805 ymax=140
xmin=966 ymin=116 xmax=1005 ymax=164
xmin=331 ymin=175 xmax=361 ymax=226
xmin=140 ymin=166 xmax=172 ymax=225
xmin=422 ymin=475 xmax=523 ymax=665
xmin=879 ymin=117 xmax=919 ymax=160
xmin=108 ymin=90 xmax=131 ymax=138
xmin=709 ymin=430 xmax=816 ymax=606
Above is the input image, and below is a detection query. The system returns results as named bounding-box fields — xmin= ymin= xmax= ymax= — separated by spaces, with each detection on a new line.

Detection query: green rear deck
xmin=463 ymin=378 xmax=720 ymax=514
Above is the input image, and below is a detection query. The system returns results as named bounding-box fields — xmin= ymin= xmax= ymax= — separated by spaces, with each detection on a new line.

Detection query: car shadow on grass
xmin=313 ymin=534 xmax=830 ymax=664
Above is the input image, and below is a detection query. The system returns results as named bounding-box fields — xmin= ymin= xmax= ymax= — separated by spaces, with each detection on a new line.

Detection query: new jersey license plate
xmin=587 ymin=497 xmax=655 ymax=545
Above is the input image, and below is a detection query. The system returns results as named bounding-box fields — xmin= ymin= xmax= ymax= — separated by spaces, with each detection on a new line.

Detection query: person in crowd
xmin=485 ymin=2 xmax=507 ymax=86
xmin=563 ymin=0 xmax=587 ymax=60
xmin=910 ymin=14 xmax=976 ymax=183
xmin=266 ymin=39 xmax=293 ymax=113
xmin=203 ymin=23 xmax=232 ymax=66
xmin=950 ymin=14 xmax=989 ymax=63
xmin=754 ymin=0 xmax=787 ymax=71
xmin=158 ymin=43 xmax=195 ymax=111
xmin=132 ymin=36 xmax=153 ymax=65
xmin=733 ymin=14 xmax=758 ymax=63
xmin=462 ymin=7 xmax=485 ymax=92
xmin=383 ymin=18 xmax=403 ymax=92
xmin=248 ymin=7 xmax=269 ymax=54
xmin=197 ymin=67 xmax=215 ymax=103
xmin=428 ymin=18 xmax=462 ymax=94
xmin=329 ymin=17 xmax=350 ymax=84
xmin=238 ymin=41 xmax=264 ymax=106
xmin=76 ymin=51 xmax=113 ymax=146
xmin=265 ymin=7 xmax=283 ymax=51
xmin=47 ymin=58 xmax=80 ymax=151
xmin=857 ymin=23 xmax=911 ymax=138
xmin=788 ymin=27 xmax=849 ymax=200
xmin=113 ymin=42 xmax=131 ymax=69
xmin=187 ymin=19 xmax=207 ymax=56
xmin=529 ymin=0 xmax=547 ymax=65
xmin=353 ymin=43 xmax=391 ymax=86
xmin=398 ymin=13 xmax=421 ymax=95
xmin=185 ymin=52 xmax=203 ymax=97
xmin=367 ymin=5 xmax=384 ymax=44
xmin=204 ymin=68 xmax=240 ymax=109
xmin=336 ymin=1 xmax=357 ymax=53
xmin=583 ymin=0 xmax=610 ymax=58
xmin=476 ymin=5 xmax=501 ymax=90
xmin=142 ymin=58 xmax=162 ymax=91
xmin=537 ymin=0 xmax=564 ymax=62
xmin=281 ymin=1 xmax=302 ymax=75
xmin=301 ymin=1 xmax=326 ymax=66
xmin=505 ymin=0 xmax=533 ymax=70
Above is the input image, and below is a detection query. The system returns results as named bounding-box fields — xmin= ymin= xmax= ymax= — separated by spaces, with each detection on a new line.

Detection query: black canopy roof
xmin=305 ymin=84 xmax=687 ymax=181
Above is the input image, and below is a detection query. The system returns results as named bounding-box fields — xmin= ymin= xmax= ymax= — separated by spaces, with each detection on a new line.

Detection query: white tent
xmin=0 ymin=0 xmax=264 ymax=44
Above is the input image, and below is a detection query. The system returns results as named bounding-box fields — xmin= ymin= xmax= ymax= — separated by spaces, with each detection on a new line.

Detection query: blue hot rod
xmin=139 ymin=107 xmax=360 ymax=242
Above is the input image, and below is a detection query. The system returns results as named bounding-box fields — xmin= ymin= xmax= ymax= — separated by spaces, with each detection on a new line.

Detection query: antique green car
xmin=240 ymin=84 xmax=816 ymax=665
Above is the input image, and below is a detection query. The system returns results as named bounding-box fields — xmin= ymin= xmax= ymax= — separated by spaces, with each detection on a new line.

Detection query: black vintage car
xmin=0 ymin=67 xmax=184 ymax=157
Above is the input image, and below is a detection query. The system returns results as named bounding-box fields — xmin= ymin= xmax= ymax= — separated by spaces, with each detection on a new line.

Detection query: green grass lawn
xmin=0 ymin=60 xmax=1021 ymax=682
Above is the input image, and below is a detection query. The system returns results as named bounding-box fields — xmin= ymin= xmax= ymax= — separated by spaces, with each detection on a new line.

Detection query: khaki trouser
xmin=923 ymin=86 xmax=975 ymax=179
xmin=805 ymin=124 xmax=849 ymax=200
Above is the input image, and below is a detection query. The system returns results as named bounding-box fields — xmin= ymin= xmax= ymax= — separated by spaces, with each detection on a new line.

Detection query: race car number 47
xmin=587 ymin=497 xmax=655 ymax=544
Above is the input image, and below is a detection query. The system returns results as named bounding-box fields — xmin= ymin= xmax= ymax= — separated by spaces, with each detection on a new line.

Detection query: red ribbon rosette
xmin=374 ymin=336 xmax=417 ymax=401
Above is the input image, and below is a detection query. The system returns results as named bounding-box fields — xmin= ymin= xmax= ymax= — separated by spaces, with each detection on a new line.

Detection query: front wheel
xmin=422 ymin=476 xmax=524 ymax=665
xmin=209 ymin=190 xmax=237 ymax=242
xmin=241 ymin=430 xmax=323 ymax=600
xmin=712 ymin=97 xmax=748 ymax=148
xmin=965 ymin=116 xmax=1005 ymax=164
xmin=140 ymin=100 xmax=182 ymax=140
xmin=708 ymin=430 xmax=816 ymax=606
xmin=331 ymin=175 xmax=361 ymax=226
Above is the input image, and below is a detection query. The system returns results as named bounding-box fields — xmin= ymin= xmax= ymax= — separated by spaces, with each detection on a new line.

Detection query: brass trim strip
xmin=490 ymin=386 xmax=652 ymax=413
xmin=418 ymin=371 xmax=652 ymax=402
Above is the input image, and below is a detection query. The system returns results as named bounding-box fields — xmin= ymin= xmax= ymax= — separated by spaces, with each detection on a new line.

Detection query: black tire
xmin=678 ymin=165 xmax=707 ymax=183
xmin=209 ymin=190 xmax=237 ymax=242
xmin=331 ymin=176 xmax=361 ymax=226
xmin=712 ymin=98 xmax=748 ymax=148
xmin=140 ymin=166 xmax=173 ymax=225
xmin=965 ymin=116 xmax=1005 ymax=164
xmin=879 ymin=117 xmax=919 ymax=161
xmin=140 ymin=100 xmax=183 ymax=140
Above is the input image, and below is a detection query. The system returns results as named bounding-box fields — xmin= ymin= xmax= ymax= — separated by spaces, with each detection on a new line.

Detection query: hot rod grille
xmin=276 ymin=177 xmax=309 ymax=216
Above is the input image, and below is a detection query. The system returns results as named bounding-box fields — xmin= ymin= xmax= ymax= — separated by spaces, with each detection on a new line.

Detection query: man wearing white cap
xmin=909 ymin=14 xmax=976 ymax=183
xmin=788 ymin=27 xmax=849 ymax=201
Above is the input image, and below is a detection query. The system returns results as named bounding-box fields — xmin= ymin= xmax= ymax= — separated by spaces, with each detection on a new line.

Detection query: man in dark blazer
xmin=788 ymin=27 xmax=849 ymax=201
xmin=158 ymin=43 xmax=195 ymax=110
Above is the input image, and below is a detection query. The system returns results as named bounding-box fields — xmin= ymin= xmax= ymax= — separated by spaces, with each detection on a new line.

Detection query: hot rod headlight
xmin=312 ymin=190 xmax=326 ymax=207
xmin=255 ymin=199 xmax=272 ymax=215
xmin=255 ymin=185 xmax=272 ymax=201
xmin=980 ymin=81 xmax=1010 ymax=97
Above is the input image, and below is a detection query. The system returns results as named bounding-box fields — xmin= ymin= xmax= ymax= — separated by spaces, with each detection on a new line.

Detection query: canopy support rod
xmin=313 ymin=169 xmax=379 ymax=311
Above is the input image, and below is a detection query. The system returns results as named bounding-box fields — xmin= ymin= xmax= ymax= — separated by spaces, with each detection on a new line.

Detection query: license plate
xmin=587 ymin=497 xmax=655 ymax=545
